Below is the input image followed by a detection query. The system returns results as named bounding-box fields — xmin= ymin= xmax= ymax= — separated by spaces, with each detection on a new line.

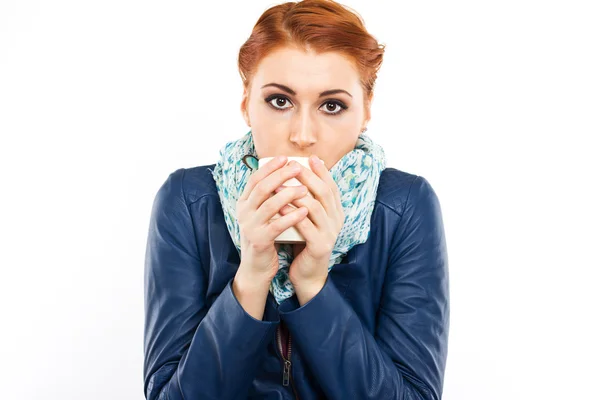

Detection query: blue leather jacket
xmin=143 ymin=164 xmax=449 ymax=399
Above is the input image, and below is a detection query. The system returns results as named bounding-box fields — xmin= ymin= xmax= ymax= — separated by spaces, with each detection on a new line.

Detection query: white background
xmin=1 ymin=1 xmax=598 ymax=399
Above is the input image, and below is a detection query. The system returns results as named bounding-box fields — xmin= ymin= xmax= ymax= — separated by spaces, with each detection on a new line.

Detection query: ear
xmin=362 ymin=97 xmax=372 ymax=131
xmin=240 ymin=87 xmax=251 ymax=127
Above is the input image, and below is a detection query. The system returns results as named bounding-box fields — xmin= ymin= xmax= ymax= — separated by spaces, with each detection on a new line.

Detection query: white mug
xmin=257 ymin=156 xmax=324 ymax=243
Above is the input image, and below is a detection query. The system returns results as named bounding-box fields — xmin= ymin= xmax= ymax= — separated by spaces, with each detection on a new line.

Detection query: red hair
xmin=238 ymin=0 xmax=385 ymax=103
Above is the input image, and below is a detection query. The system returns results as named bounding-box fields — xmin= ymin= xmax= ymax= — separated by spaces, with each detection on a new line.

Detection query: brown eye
xmin=266 ymin=96 xmax=292 ymax=111
xmin=325 ymin=102 xmax=338 ymax=112
xmin=320 ymin=101 xmax=347 ymax=115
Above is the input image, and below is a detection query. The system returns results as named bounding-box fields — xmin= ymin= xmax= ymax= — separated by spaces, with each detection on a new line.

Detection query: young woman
xmin=143 ymin=1 xmax=449 ymax=399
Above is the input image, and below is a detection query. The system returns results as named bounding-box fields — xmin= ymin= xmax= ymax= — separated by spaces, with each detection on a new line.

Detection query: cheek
xmin=251 ymin=104 xmax=290 ymax=133
xmin=345 ymin=109 xmax=364 ymax=127
xmin=324 ymin=107 xmax=363 ymax=127
xmin=323 ymin=130 xmax=361 ymax=166
xmin=249 ymin=122 xmax=289 ymax=158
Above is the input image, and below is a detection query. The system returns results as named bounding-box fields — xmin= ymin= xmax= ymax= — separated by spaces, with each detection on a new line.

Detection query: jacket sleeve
xmin=143 ymin=168 xmax=280 ymax=400
xmin=279 ymin=175 xmax=449 ymax=400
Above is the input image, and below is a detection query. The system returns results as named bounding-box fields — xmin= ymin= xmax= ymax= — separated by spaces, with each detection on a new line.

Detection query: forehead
xmin=252 ymin=47 xmax=361 ymax=92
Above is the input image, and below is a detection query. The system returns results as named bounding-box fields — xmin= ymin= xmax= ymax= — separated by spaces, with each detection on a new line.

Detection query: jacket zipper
xmin=276 ymin=323 xmax=300 ymax=399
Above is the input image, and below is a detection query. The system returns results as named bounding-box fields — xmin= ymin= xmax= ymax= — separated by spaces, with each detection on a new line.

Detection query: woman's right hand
xmin=235 ymin=156 xmax=309 ymax=284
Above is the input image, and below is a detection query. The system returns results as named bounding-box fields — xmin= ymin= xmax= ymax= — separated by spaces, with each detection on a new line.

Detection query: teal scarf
xmin=210 ymin=130 xmax=386 ymax=304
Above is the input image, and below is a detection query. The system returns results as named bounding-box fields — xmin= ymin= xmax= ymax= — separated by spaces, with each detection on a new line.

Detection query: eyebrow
xmin=260 ymin=83 xmax=353 ymax=98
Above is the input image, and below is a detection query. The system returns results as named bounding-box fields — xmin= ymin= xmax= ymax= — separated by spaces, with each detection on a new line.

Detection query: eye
xmin=266 ymin=95 xmax=292 ymax=111
xmin=319 ymin=101 xmax=348 ymax=115
xmin=264 ymin=95 xmax=348 ymax=115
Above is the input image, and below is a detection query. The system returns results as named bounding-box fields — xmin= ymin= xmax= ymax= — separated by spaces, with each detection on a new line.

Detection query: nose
xmin=289 ymin=109 xmax=317 ymax=149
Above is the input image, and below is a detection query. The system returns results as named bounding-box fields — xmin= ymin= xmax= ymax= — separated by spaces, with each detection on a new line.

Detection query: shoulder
xmin=376 ymin=168 xmax=441 ymax=227
xmin=155 ymin=164 xmax=219 ymax=206
xmin=376 ymin=167 xmax=441 ymax=219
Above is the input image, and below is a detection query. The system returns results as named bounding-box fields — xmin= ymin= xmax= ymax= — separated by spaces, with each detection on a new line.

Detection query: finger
xmin=266 ymin=205 xmax=309 ymax=240
xmin=246 ymin=162 xmax=302 ymax=210
xmin=289 ymin=195 xmax=328 ymax=230
xmin=309 ymin=155 xmax=342 ymax=213
xmin=239 ymin=156 xmax=287 ymax=201
xmin=292 ymin=158 xmax=339 ymax=218
xmin=255 ymin=185 xmax=308 ymax=227
xmin=290 ymin=209 xmax=318 ymax=247
xmin=279 ymin=204 xmax=300 ymax=215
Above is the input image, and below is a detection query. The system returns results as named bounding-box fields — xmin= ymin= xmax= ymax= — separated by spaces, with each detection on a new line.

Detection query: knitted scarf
xmin=209 ymin=130 xmax=386 ymax=304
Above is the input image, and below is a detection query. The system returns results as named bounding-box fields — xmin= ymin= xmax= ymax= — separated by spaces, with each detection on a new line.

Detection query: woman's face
xmin=241 ymin=46 xmax=370 ymax=170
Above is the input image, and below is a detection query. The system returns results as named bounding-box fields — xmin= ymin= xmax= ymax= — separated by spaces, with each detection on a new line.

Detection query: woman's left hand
xmin=275 ymin=155 xmax=345 ymax=304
